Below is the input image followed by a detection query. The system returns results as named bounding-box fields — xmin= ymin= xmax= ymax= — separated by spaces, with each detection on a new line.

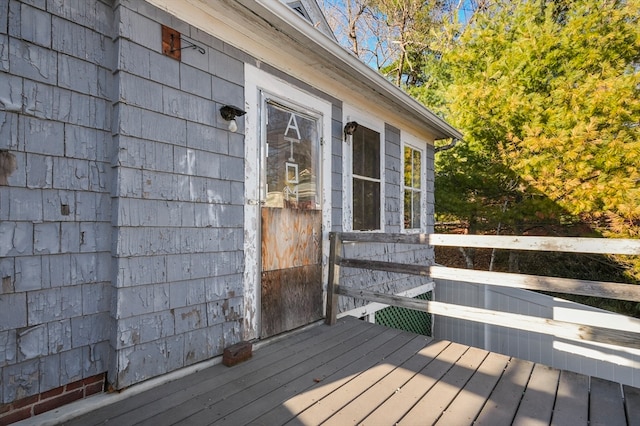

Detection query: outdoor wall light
xmin=344 ymin=121 xmax=358 ymax=141
xmin=220 ymin=105 xmax=246 ymax=133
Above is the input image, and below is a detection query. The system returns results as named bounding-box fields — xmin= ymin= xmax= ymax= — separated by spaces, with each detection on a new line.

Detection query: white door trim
xmin=243 ymin=64 xmax=332 ymax=340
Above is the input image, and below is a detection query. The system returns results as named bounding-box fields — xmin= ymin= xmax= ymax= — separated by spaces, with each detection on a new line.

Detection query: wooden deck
xmin=63 ymin=316 xmax=640 ymax=426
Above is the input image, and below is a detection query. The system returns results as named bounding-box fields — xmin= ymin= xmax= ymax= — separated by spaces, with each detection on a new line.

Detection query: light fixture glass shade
xmin=220 ymin=105 xmax=245 ymax=133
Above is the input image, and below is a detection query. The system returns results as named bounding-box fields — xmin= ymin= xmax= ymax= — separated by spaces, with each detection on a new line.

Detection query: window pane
xmin=403 ymin=145 xmax=422 ymax=230
xmin=404 ymin=147 xmax=412 ymax=187
xmin=353 ymin=178 xmax=380 ymax=231
xmin=404 ymin=189 xmax=422 ymax=230
xmin=353 ymin=126 xmax=380 ymax=179
xmin=412 ymin=149 xmax=421 ymax=189
xmin=412 ymin=190 xmax=421 ymax=228
xmin=404 ymin=190 xmax=412 ymax=229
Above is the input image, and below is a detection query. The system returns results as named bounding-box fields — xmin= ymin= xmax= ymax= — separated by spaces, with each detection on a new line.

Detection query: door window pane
xmin=265 ymin=102 xmax=319 ymax=210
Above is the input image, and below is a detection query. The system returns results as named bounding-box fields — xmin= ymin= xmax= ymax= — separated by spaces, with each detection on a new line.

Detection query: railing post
xmin=325 ymin=232 xmax=342 ymax=325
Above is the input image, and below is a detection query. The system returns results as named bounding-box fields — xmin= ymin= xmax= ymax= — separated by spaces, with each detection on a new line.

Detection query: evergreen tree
xmin=441 ymin=0 xmax=640 ymax=240
xmin=322 ymin=0 xmax=640 ymax=281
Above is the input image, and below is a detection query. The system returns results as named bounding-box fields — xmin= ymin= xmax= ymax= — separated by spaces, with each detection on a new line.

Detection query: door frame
xmin=243 ymin=64 xmax=332 ymax=340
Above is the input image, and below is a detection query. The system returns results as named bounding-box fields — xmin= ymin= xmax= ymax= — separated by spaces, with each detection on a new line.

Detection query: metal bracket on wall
xmin=161 ymin=25 xmax=205 ymax=61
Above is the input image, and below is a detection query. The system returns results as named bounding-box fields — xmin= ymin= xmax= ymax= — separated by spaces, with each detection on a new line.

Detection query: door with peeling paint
xmin=260 ymin=99 xmax=323 ymax=338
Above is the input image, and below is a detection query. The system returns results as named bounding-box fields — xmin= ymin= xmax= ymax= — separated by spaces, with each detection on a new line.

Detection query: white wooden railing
xmin=325 ymin=232 xmax=640 ymax=349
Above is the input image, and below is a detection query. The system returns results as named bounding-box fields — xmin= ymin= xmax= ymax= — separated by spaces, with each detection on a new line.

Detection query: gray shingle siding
xmin=1 ymin=0 xmax=113 ymax=403
xmin=0 ymin=0 xmax=251 ymax=398
xmin=0 ymin=0 xmax=436 ymax=404
xmin=108 ymin=2 xmax=247 ymax=389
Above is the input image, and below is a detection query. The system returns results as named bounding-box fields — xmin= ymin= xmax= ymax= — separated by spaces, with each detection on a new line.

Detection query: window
xmin=286 ymin=1 xmax=312 ymax=23
xmin=403 ymin=145 xmax=423 ymax=230
xmin=352 ymin=125 xmax=381 ymax=231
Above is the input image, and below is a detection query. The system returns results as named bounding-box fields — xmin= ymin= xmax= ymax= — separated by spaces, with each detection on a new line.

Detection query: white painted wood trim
xmin=335 ymin=232 xmax=640 ymax=255
xmin=429 ymin=265 xmax=640 ymax=302
xmin=401 ymin=132 xmax=428 ymax=233
xmin=337 ymin=281 xmax=435 ymax=319
xmin=428 ymin=233 xmax=640 ymax=255
xmin=424 ymin=301 xmax=640 ymax=349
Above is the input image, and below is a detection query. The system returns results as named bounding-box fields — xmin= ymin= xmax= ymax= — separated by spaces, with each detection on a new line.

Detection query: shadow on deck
xmin=43 ymin=317 xmax=640 ymax=425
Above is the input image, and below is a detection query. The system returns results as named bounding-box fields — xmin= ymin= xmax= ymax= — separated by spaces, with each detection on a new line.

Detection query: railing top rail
xmin=336 ymin=232 xmax=640 ymax=255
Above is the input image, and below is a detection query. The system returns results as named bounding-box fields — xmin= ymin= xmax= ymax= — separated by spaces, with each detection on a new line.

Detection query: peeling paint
xmin=18 ymin=325 xmax=48 ymax=361
xmin=0 ymin=97 xmax=22 ymax=113
xmin=2 ymin=276 xmax=14 ymax=293
xmin=0 ymin=150 xmax=17 ymax=185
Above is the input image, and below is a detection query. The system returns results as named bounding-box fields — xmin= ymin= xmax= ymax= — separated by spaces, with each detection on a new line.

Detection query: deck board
xmin=353 ymin=340 xmax=455 ymax=425
xmin=58 ymin=316 xmax=639 ymax=426
xmin=105 ymin=318 xmax=335 ymax=421
xmin=590 ymin=377 xmax=627 ymax=426
xmin=327 ymin=342 xmax=464 ymax=425
xmin=551 ymin=370 xmax=589 ymax=426
xmin=169 ymin=321 xmax=383 ymax=425
xmin=512 ymin=363 xmax=561 ymax=425
xmin=474 ymin=357 xmax=535 ymax=426
xmin=624 ymin=385 xmax=640 ymax=426
xmin=211 ymin=326 xmax=407 ymax=425
xmin=144 ymin=320 xmax=365 ymax=426
xmin=68 ymin=318 xmax=362 ymax=426
xmin=398 ymin=346 xmax=489 ymax=425
xmin=434 ymin=351 xmax=511 ymax=425
xmin=271 ymin=333 xmax=432 ymax=425
xmin=321 ymin=340 xmax=456 ymax=425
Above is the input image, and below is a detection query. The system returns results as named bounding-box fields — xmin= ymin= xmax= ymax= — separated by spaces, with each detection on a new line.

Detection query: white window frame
xmin=342 ymin=106 xmax=385 ymax=232
xmin=401 ymin=133 xmax=427 ymax=233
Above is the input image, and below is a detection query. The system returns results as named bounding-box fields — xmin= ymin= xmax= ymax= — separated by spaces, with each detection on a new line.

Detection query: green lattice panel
xmin=375 ymin=292 xmax=432 ymax=336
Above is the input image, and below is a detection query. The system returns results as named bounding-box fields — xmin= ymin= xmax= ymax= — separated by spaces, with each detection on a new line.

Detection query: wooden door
xmin=260 ymin=100 xmax=323 ymax=338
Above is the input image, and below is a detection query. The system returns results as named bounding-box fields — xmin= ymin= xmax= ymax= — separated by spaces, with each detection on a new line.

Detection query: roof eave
xmin=237 ymin=0 xmax=463 ymax=141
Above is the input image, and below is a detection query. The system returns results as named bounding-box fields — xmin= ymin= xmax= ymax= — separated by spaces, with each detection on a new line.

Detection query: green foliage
xmin=325 ymin=0 xmax=640 ymax=283
xmin=435 ymin=137 xmax=569 ymax=232
xmin=440 ymin=0 xmax=640 ymax=239
xmin=325 ymin=0 xmax=640 ymax=309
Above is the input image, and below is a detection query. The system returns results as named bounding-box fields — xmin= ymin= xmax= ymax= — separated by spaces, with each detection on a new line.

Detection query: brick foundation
xmin=0 ymin=373 xmax=106 ymax=425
